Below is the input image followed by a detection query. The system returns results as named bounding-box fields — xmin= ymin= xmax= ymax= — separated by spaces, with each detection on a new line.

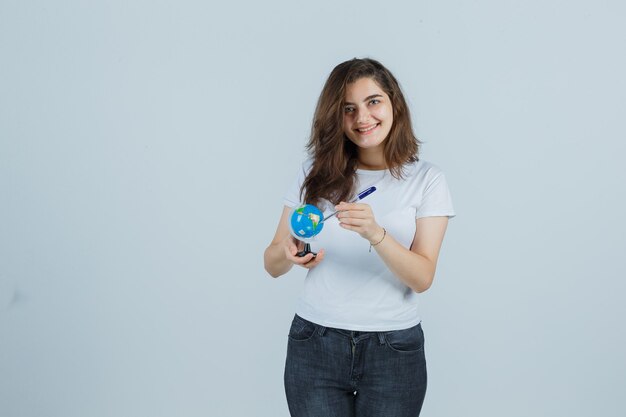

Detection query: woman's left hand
xmin=335 ymin=202 xmax=385 ymax=244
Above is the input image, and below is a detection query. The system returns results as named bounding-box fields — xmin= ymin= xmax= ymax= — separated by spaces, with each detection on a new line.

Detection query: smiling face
xmin=342 ymin=77 xmax=394 ymax=155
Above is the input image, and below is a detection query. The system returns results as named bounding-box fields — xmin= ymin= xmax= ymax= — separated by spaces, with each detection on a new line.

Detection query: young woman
xmin=264 ymin=57 xmax=455 ymax=417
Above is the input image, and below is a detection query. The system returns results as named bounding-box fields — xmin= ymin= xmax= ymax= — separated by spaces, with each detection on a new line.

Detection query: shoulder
xmin=293 ymin=157 xmax=314 ymax=177
xmin=403 ymin=159 xmax=446 ymax=180
xmin=289 ymin=157 xmax=315 ymax=180
xmin=302 ymin=157 xmax=314 ymax=174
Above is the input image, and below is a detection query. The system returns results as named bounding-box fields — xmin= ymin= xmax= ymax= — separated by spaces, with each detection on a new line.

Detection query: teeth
xmin=358 ymin=124 xmax=378 ymax=132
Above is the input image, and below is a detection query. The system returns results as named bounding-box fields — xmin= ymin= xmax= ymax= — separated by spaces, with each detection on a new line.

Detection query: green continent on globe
xmin=308 ymin=213 xmax=320 ymax=230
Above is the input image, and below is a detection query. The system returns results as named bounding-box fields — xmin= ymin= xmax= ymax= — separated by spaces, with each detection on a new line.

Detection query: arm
xmin=335 ymin=202 xmax=449 ymax=293
xmin=373 ymin=216 xmax=448 ymax=293
xmin=264 ymin=206 xmax=325 ymax=278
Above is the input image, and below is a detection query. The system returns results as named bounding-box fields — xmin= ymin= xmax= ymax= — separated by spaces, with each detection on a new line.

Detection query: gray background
xmin=1 ymin=1 xmax=625 ymax=416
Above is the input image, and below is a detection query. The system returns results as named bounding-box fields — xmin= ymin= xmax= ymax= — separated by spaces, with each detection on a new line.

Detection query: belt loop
xmin=377 ymin=332 xmax=385 ymax=345
xmin=317 ymin=325 xmax=327 ymax=336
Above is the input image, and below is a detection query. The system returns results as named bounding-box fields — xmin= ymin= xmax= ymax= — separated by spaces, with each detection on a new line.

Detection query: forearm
xmin=264 ymin=243 xmax=293 ymax=278
xmin=371 ymin=231 xmax=436 ymax=293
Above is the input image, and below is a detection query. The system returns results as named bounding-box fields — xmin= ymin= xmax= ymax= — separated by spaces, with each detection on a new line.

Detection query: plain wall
xmin=1 ymin=1 xmax=625 ymax=416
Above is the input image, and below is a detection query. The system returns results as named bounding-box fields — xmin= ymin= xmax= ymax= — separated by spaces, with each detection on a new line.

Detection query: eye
xmin=344 ymin=106 xmax=355 ymax=113
xmin=369 ymin=99 xmax=380 ymax=105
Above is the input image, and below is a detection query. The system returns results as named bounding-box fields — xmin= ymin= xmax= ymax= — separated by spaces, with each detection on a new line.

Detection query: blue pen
xmin=322 ymin=186 xmax=377 ymax=221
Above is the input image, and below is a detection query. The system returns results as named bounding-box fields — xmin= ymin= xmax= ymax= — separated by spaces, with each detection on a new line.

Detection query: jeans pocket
xmin=287 ymin=314 xmax=317 ymax=342
xmin=383 ymin=322 xmax=424 ymax=353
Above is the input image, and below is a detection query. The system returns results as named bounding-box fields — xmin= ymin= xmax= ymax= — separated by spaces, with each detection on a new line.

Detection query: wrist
xmin=368 ymin=226 xmax=386 ymax=252
xmin=368 ymin=226 xmax=386 ymax=244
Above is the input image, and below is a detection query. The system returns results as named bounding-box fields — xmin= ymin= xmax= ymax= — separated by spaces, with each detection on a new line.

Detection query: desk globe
xmin=290 ymin=204 xmax=324 ymax=257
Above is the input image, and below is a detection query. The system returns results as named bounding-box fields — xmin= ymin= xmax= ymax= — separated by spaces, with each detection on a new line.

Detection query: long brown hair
xmin=301 ymin=57 xmax=420 ymax=209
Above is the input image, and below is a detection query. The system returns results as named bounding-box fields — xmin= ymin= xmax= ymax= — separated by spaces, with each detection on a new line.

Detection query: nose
xmin=356 ymin=107 xmax=372 ymax=124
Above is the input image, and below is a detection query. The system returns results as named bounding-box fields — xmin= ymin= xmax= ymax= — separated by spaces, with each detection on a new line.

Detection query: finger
xmin=335 ymin=202 xmax=369 ymax=211
xmin=337 ymin=210 xmax=370 ymax=220
xmin=284 ymin=243 xmax=313 ymax=264
xmin=338 ymin=217 xmax=368 ymax=227
xmin=303 ymin=249 xmax=325 ymax=268
xmin=335 ymin=202 xmax=356 ymax=211
xmin=294 ymin=253 xmax=316 ymax=266
xmin=339 ymin=222 xmax=357 ymax=231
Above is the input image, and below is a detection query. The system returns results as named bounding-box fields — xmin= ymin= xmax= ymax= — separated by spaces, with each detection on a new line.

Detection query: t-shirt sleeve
xmin=283 ymin=160 xmax=310 ymax=208
xmin=415 ymin=172 xmax=456 ymax=219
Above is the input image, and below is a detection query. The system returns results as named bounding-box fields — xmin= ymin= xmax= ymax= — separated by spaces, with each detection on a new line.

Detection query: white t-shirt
xmin=283 ymin=158 xmax=456 ymax=331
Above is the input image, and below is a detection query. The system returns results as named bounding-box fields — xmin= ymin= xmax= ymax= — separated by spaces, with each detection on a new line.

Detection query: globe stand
xmin=296 ymin=243 xmax=316 ymax=257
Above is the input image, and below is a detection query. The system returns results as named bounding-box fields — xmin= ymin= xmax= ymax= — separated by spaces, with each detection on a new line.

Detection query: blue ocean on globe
xmin=290 ymin=204 xmax=324 ymax=240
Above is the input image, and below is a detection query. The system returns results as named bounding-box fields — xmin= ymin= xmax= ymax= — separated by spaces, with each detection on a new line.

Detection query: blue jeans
xmin=284 ymin=314 xmax=427 ymax=417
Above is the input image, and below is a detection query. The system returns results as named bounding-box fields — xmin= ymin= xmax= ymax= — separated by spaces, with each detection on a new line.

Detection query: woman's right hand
xmin=282 ymin=235 xmax=325 ymax=269
xmin=265 ymin=205 xmax=325 ymax=277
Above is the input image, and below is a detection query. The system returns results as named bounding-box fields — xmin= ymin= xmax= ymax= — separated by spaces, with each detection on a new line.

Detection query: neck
xmin=357 ymin=149 xmax=386 ymax=170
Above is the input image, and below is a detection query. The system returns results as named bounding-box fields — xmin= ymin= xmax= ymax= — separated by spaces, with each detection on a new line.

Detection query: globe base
xmin=296 ymin=243 xmax=316 ymax=258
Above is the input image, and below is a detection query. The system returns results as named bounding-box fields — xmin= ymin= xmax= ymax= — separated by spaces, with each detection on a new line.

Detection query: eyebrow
xmin=344 ymin=94 xmax=383 ymax=105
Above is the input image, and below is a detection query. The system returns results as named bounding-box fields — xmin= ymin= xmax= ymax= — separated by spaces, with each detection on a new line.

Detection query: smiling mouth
xmin=356 ymin=123 xmax=380 ymax=134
